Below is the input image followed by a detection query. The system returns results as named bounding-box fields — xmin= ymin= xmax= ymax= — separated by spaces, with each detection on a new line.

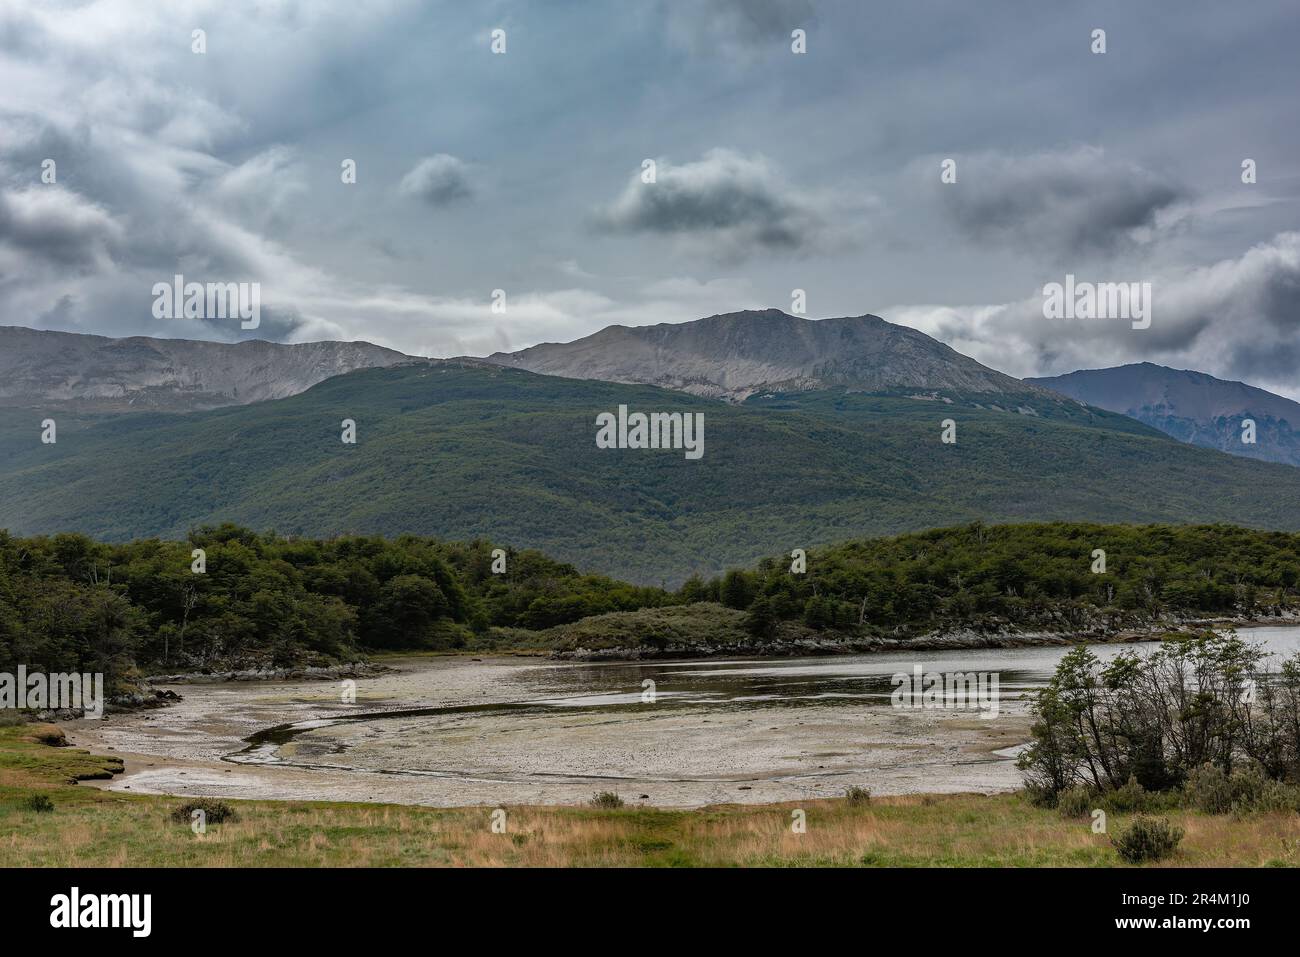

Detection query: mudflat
xmin=67 ymin=654 xmax=1032 ymax=808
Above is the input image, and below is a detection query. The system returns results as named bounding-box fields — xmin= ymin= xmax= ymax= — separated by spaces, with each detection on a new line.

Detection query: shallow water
xmin=225 ymin=624 xmax=1300 ymax=796
xmin=514 ymin=622 xmax=1300 ymax=709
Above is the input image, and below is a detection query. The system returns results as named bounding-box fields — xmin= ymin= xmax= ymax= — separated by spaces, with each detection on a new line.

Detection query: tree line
xmin=0 ymin=523 xmax=672 ymax=684
xmin=1 ymin=521 xmax=1296 ymax=689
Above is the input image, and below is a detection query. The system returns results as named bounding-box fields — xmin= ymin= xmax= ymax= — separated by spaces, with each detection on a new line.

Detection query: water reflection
xmin=511 ymin=624 xmax=1300 ymax=714
xmin=235 ymin=625 xmax=1300 ymax=766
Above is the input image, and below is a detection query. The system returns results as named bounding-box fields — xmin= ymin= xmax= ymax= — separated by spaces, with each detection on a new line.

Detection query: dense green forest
xmin=1 ymin=522 xmax=1297 ymax=692
xmin=4 ymin=362 xmax=1300 ymax=585
xmin=708 ymin=522 xmax=1300 ymax=638
xmin=0 ymin=524 xmax=673 ymax=684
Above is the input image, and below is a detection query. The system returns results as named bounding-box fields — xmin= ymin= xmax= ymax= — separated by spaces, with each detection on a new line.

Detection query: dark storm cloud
xmin=938 ymin=147 xmax=1189 ymax=257
xmin=398 ymin=154 xmax=474 ymax=207
xmin=0 ymin=0 xmax=1295 ymax=382
xmin=1210 ymin=242 xmax=1300 ymax=384
xmin=197 ymin=305 xmax=310 ymax=343
xmin=591 ymin=149 xmax=839 ymax=260
xmin=0 ymin=186 xmax=122 ymax=269
xmin=661 ymin=0 xmax=816 ymax=49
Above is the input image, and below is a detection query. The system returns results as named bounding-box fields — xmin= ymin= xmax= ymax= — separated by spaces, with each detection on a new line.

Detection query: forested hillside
xmin=3 ymin=362 xmax=1300 ymax=585
xmin=704 ymin=522 xmax=1300 ymax=638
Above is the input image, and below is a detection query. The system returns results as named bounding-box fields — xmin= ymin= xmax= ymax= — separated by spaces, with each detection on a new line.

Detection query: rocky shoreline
xmin=143 ymin=661 xmax=393 ymax=685
xmin=549 ymin=612 xmax=1299 ymax=661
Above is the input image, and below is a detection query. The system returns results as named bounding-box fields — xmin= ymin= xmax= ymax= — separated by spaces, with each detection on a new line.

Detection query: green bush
xmin=844 ymin=786 xmax=871 ymax=807
xmin=1243 ymin=780 xmax=1300 ymax=815
xmin=1183 ymin=763 xmax=1300 ymax=815
xmin=1023 ymin=780 xmax=1060 ymax=809
xmin=1111 ymin=817 xmax=1184 ymax=864
xmin=170 ymin=799 xmax=238 ymax=825
xmin=1056 ymin=785 xmax=1094 ymax=818
xmin=589 ymin=791 xmax=625 ymax=809
xmin=1102 ymin=775 xmax=1152 ymax=814
xmin=1182 ymin=763 xmax=1233 ymax=814
xmin=24 ymin=794 xmax=54 ymax=813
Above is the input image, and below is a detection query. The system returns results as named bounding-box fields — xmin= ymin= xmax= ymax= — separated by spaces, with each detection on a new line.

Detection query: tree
xmin=365 ymin=575 xmax=450 ymax=648
xmin=744 ymin=595 xmax=777 ymax=639
xmin=719 ymin=569 xmax=752 ymax=610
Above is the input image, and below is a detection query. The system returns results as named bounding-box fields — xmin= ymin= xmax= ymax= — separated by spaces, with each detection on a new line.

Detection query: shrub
xmin=1021 ymin=637 xmax=1300 ymax=799
xmin=1111 ymin=817 xmax=1184 ymax=864
xmin=844 ymin=786 xmax=871 ymax=807
xmin=1183 ymin=763 xmax=1300 ymax=815
xmin=590 ymin=791 xmax=624 ymax=809
xmin=31 ymin=726 xmax=67 ymax=747
xmin=1241 ymin=780 xmax=1300 ymax=815
xmin=1022 ymin=780 xmax=1060 ymax=809
xmin=25 ymin=794 xmax=54 ymax=813
xmin=170 ymin=799 xmax=238 ymax=825
xmin=1103 ymin=775 xmax=1152 ymax=814
xmin=1056 ymin=785 xmax=1094 ymax=818
xmin=1182 ymin=763 xmax=1233 ymax=814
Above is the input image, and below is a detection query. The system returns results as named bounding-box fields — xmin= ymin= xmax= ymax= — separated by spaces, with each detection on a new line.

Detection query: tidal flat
xmin=67 ymin=625 xmax=1300 ymax=809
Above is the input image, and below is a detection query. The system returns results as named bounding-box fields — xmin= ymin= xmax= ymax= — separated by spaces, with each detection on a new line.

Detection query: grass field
xmin=2 ymin=723 xmax=1299 ymax=867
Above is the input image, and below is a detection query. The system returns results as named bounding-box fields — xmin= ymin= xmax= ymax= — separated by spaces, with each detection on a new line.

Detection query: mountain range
xmin=2 ymin=312 xmax=1299 ymax=583
xmin=6 ymin=316 xmax=1297 ymax=469
xmin=485 ymin=309 xmax=1047 ymax=402
xmin=1 ymin=359 xmax=1298 ymax=584
xmin=0 ymin=325 xmax=406 ymax=412
xmin=1029 ymin=363 xmax=1300 ymax=467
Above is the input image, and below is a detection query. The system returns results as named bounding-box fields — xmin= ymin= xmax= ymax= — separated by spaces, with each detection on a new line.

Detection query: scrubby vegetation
xmin=24 ymin=793 xmax=53 ymax=814
xmin=1020 ymin=632 xmax=1300 ymax=815
xmin=3 ymin=719 xmax=1298 ymax=867
xmin=844 ymin=786 xmax=871 ymax=807
xmin=171 ymin=799 xmax=237 ymax=825
xmin=536 ymin=603 xmax=750 ymax=655
xmin=1111 ymin=817 xmax=1185 ymax=864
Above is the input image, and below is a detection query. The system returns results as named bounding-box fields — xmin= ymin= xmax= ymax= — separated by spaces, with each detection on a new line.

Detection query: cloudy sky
xmin=2 ymin=0 xmax=1298 ymax=397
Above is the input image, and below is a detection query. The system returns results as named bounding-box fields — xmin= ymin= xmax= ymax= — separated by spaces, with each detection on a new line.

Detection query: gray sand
xmin=67 ymin=655 xmax=1031 ymax=808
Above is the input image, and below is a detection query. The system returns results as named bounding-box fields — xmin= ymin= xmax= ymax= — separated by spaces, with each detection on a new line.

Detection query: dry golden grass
xmin=1 ymin=725 xmax=1298 ymax=867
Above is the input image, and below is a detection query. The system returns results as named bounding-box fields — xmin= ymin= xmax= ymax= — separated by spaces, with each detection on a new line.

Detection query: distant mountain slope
xmin=485 ymin=309 xmax=1056 ymax=403
xmin=3 ymin=361 xmax=1299 ymax=585
xmin=0 ymin=326 xmax=410 ymax=412
xmin=1028 ymin=363 xmax=1300 ymax=467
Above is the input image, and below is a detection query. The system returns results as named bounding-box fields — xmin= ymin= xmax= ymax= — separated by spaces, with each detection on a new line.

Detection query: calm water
xmin=237 ymin=624 xmax=1300 ymax=765
xmin=505 ymin=623 xmax=1300 ymax=714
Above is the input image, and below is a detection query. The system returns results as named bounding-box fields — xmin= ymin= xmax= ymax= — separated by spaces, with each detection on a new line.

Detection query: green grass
xmin=2 ymin=724 xmax=1298 ymax=867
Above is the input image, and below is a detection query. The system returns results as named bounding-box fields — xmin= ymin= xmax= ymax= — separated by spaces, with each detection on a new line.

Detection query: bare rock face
xmin=1029 ymin=363 xmax=1300 ymax=467
xmin=484 ymin=309 xmax=1045 ymax=401
xmin=0 ymin=325 xmax=410 ymax=411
